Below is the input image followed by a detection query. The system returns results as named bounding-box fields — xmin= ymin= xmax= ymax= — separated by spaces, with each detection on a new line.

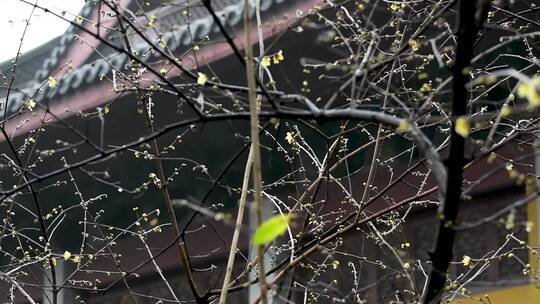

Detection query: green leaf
xmin=252 ymin=214 xmax=293 ymax=246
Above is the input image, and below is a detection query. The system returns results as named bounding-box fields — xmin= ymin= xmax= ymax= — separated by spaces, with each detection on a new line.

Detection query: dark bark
xmin=422 ymin=1 xmax=491 ymax=303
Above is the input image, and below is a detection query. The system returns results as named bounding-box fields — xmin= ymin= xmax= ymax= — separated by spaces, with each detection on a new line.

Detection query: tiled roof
xmin=2 ymin=0 xmax=290 ymax=115
xmin=0 ymin=37 xmax=61 ymax=87
xmin=31 ymin=2 xmax=95 ymax=82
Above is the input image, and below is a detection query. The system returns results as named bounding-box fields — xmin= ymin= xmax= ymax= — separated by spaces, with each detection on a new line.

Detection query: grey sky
xmin=0 ymin=0 xmax=85 ymax=62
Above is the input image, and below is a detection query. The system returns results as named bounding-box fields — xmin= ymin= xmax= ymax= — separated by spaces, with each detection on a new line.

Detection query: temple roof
xmin=1 ymin=0 xmax=292 ymax=116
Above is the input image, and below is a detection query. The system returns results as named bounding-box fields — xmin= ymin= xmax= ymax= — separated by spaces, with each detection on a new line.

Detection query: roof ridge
xmin=31 ymin=2 xmax=96 ymax=83
xmin=2 ymin=0 xmax=290 ymax=115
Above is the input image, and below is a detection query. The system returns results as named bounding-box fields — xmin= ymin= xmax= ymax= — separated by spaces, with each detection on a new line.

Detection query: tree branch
xmin=421 ymin=1 xmax=491 ymax=302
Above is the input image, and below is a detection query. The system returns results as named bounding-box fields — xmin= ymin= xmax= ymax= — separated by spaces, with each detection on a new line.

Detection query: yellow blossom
xmin=159 ymin=39 xmax=166 ymax=48
xmin=508 ymin=169 xmax=518 ymax=179
xmin=486 ymin=152 xmax=497 ymax=163
xmin=272 ymin=50 xmax=284 ymax=64
xmin=197 ymin=72 xmax=208 ymax=85
xmin=373 ymin=53 xmax=385 ymax=62
xmin=27 ymin=99 xmax=36 ymax=111
xmin=485 ymin=75 xmax=497 ymax=85
xmin=397 ymin=120 xmax=410 ymax=133
xmin=72 ymin=255 xmax=81 ymax=264
xmin=48 ymin=76 xmax=57 ymax=88
xmin=526 ymin=221 xmax=533 ymax=232
xmin=285 ymin=132 xmax=295 ymax=144
xmin=500 ymin=105 xmax=511 ymax=117
xmin=261 ymin=57 xmax=271 ymax=67
xmin=455 ymin=116 xmax=470 ymax=137
xmin=63 ymin=251 xmax=72 ymax=261
xmin=147 ymin=15 xmax=156 ymax=27
xmin=403 ymin=262 xmax=411 ymax=269
xmin=270 ymin=117 xmax=280 ymax=128
xmin=420 ymin=83 xmax=432 ymax=93
xmin=390 ymin=3 xmax=405 ymax=11
xmin=418 ymin=73 xmax=428 ymax=80
xmin=76 ymin=16 xmax=83 ymax=25
xmin=517 ymin=76 xmax=540 ymax=107
xmin=408 ymin=39 xmax=420 ymax=51
xmin=462 ymin=255 xmax=471 ymax=267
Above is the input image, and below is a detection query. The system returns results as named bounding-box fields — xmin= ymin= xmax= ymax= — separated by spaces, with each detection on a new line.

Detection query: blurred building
xmin=0 ymin=1 xmax=539 ymax=303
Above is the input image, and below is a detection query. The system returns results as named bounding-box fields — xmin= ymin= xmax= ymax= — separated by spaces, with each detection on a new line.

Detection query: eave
xmin=1 ymin=0 xmax=323 ymax=141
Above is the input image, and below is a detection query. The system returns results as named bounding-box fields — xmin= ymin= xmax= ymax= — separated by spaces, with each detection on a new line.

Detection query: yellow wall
xmin=456 ymin=178 xmax=540 ymax=303
xmin=527 ymin=177 xmax=539 ymax=283
xmin=455 ymin=284 xmax=540 ymax=303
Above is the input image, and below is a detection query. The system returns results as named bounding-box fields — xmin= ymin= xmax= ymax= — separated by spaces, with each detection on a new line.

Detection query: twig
xmin=243 ymin=0 xmax=268 ymax=302
xmin=218 ymin=147 xmax=254 ymax=303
